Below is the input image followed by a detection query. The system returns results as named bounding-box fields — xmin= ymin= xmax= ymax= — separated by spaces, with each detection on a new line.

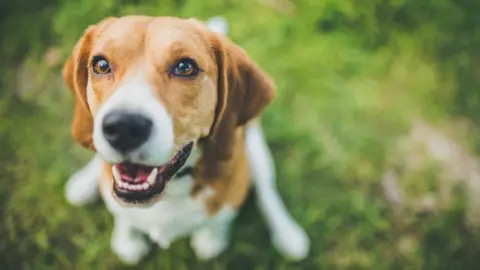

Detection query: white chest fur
xmin=93 ymin=145 xmax=238 ymax=263
xmin=101 ymin=174 xmax=214 ymax=248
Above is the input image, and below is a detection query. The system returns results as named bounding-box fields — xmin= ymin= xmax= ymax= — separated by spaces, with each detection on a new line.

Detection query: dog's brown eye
xmin=92 ymin=56 xmax=111 ymax=75
xmin=172 ymin=59 xmax=199 ymax=77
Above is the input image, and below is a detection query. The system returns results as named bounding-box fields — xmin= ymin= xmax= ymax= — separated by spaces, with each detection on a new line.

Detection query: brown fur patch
xmin=193 ymin=127 xmax=252 ymax=214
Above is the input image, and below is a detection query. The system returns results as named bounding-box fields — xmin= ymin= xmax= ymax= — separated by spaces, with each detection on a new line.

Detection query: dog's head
xmin=62 ymin=16 xmax=275 ymax=206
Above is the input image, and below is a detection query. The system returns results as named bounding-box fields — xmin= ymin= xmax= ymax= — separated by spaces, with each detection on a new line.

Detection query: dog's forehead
xmin=92 ymin=16 xmax=210 ymax=55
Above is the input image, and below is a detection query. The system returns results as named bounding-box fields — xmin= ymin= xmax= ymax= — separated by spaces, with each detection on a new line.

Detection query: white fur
xmin=65 ymin=154 xmax=102 ymax=206
xmin=246 ymin=121 xmax=310 ymax=260
xmin=190 ymin=205 xmax=237 ymax=260
xmin=110 ymin=215 xmax=150 ymax=264
xmin=64 ymin=16 xmax=309 ymax=263
xmin=92 ymin=71 xmax=175 ymax=166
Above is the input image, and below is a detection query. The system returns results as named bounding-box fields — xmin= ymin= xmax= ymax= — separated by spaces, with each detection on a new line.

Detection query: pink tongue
xmin=117 ymin=163 xmax=170 ymax=183
xmin=135 ymin=170 xmax=151 ymax=182
xmin=118 ymin=164 xmax=152 ymax=183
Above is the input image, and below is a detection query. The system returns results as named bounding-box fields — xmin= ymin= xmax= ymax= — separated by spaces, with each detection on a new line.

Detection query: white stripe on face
xmin=92 ymin=72 xmax=175 ymax=166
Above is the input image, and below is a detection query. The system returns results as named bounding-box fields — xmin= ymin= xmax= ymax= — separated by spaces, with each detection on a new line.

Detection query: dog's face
xmin=63 ymin=16 xmax=275 ymax=206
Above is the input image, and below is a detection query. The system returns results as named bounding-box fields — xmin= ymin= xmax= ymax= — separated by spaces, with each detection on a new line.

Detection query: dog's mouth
xmin=111 ymin=142 xmax=193 ymax=204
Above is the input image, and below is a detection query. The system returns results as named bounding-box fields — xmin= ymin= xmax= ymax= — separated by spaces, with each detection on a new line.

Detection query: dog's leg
xmin=65 ymin=154 xmax=102 ymax=206
xmin=245 ymin=121 xmax=310 ymax=260
xmin=111 ymin=216 xmax=150 ymax=264
xmin=190 ymin=206 xmax=237 ymax=260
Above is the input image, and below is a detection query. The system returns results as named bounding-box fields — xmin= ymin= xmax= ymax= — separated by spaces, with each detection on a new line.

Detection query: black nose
xmin=102 ymin=111 xmax=153 ymax=153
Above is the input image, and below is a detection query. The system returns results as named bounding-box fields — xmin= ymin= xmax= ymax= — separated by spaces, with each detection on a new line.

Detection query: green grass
xmin=2 ymin=0 xmax=480 ymax=269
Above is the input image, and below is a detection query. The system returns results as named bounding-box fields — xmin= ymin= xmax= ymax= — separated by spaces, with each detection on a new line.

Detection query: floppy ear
xmin=62 ymin=18 xmax=116 ymax=150
xmin=204 ymin=33 xmax=276 ymax=161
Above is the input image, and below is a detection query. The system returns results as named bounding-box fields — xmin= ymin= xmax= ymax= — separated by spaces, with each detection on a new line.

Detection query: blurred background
xmin=1 ymin=0 xmax=480 ymax=269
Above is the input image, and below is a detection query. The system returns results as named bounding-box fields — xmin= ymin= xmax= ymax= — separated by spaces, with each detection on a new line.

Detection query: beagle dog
xmin=62 ymin=15 xmax=309 ymax=264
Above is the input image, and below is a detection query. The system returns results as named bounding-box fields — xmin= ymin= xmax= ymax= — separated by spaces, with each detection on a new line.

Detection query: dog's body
xmin=63 ymin=16 xmax=309 ymax=264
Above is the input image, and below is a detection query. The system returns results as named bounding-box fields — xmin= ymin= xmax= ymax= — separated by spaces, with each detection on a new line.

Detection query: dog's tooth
xmin=143 ymin=183 xmax=150 ymax=190
xmin=112 ymin=166 xmax=122 ymax=185
xmin=147 ymin=168 xmax=158 ymax=185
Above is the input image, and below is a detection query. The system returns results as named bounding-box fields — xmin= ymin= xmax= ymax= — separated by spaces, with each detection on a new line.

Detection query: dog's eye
xmin=92 ymin=56 xmax=111 ymax=75
xmin=171 ymin=58 xmax=199 ymax=77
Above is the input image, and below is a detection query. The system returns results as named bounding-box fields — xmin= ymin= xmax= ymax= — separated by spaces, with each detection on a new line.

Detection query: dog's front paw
xmin=111 ymin=234 xmax=150 ymax=265
xmin=65 ymin=156 xmax=102 ymax=206
xmin=148 ymin=230 xmax=171 ymax=249
xmin=272 ymin=222 xmax=310 ymax=261
xmin=65 ymin=171 xmax=99 ymax=206
xmin=190 ymin=227 xmax=229 ymax=260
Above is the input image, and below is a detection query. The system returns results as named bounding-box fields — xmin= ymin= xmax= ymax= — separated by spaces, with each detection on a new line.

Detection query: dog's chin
xmin=110 ymin=142 xmax=193 ymax=207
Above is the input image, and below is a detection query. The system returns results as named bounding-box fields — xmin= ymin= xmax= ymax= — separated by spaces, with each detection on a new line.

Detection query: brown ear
xmin=62 ymin=17 xmax=116 ymax=150
xmin=205 ymin=34 xmax=276 ymax=161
